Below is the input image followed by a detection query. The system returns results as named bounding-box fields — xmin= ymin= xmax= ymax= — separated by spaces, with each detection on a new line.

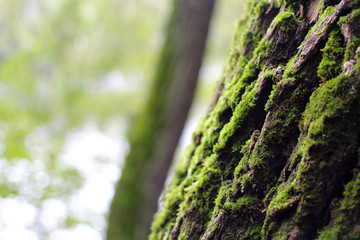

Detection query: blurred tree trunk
xmin=150 ymin=0 xmax=360 ymax=239
xmin=106 ymin=0 xmax=215 ymax=239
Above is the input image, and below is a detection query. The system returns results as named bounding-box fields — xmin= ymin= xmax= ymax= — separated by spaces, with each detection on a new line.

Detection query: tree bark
xmin=150 ymin=0 xmax=360 ymax=239
xmin=106 ymin=0 xmax=215 ymax=239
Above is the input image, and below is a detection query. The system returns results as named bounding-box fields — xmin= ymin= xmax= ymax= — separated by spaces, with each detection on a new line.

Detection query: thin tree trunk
xmin=106 ymin=0 xmax=215 ymax=239
xmin=150 ymin=0 xmax=360 ymax=239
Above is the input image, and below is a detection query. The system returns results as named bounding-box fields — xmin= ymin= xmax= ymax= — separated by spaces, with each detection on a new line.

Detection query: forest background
xmin=0 ymin=0 xmax=245 ymax=239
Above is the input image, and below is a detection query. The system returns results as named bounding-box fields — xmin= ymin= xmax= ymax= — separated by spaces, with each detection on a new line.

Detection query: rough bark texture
xmin=150 ymin=0 xmax=360 ymax=239
xmin=106 ymin=0 xmax=215 ymax=240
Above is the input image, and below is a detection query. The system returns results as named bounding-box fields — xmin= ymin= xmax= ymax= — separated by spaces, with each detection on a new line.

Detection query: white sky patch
xmin=178 ymin=118 xmax=199 ymax=153
xmin=61 ymin=123 xmax=128 ymax=178
xmin=0 ymin=122 xmax=128 ymax=239
xmin=0 ymin=228 xmax=38 ymax=240
xmin=6 ymin=160 xmax=32 ymax=184
xmin=96 ymin=70 xmax=140 ymax=93
xmin=39 ymin=199 xmax=68 ymax=231
xmin=199 ymin=63 xmax=223 ymax=84
xmin=0 ymin=198 xmax=37 ymax=228
xmin=0 ymin=197 xmax=38 ymax=240
xmin=58 ymin=122 xmax=128 ymax=237
xmin=70 ymin=174 xmax=115 ymax=215
xmin=49 ymin=224 xmax=102 ymax=240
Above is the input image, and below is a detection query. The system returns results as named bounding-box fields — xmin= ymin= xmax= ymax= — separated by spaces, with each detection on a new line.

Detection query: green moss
xmin=317 ymin=29 xmax=344 ymax=81
xmin=254 ymin=0 xmax=272 ymax=19
xmin=338 ymin=8 xmax=360 ymax=26
xmin=301 ymin=74 xmax=356 ymax=137
xmin=264 ymin=77 xmax=289 ymax=111
xmin=274 ymin=0 xmax=286 ymax=9
xmin=221 ymin=0 xmax=271 ymax=94
xmin=288 ymin=140 xmax=306 ymax=172
xmin=312 ymin=6 xmax=337 ymax=35
xmin=272 ymin=229 xmax=289 ymax=240
xmin=245 ymin=224 xmax=262 ymax=239
xmin=267 ymin=182 xmax=299 ymax=216
xmin=294 ymin=5 xmax=337 ymax=59
xmin=223 ymin=195 xmax=259 ymax=213
xmin=214 ymin=81 xmax=258 ymax=152
xmin=281 ymin=55 xmax=298 ymax=79
xmin=317 ymin=171 xmax=360 ymax=240
xmin=262 ymin=69 xmax=277 ymax=80
xmin=262 ymin=58 xmax=360 ymax=238
xmin=272 ymin=11 xmax=297 ymax=32
xmin=339 ymin=10 xmax=360 ymax=62
xmin=214 ymin=38 xmax=279 ymax=154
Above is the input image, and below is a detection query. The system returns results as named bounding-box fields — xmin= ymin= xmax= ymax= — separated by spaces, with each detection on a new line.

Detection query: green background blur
xmin=0 ymin=0 xmax=244 ymax=239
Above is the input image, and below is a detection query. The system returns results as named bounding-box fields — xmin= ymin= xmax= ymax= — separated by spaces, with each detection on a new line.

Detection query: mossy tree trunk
xmin=106 ymin=0 xmax=215 ymax=240
xmin=150 ymin=0 xmax=360 ymax=239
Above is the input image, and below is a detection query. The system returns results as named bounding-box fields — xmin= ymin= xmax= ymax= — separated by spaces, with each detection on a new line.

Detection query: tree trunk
xmin=106 ymin=0 xmax=215 ymax=239
xmin=150 ymin=0 xmax=360 ymax=239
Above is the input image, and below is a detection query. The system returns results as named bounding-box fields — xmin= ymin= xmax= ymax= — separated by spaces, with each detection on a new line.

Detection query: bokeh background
xmin=0 ymin=0 xmax=244 ymax=239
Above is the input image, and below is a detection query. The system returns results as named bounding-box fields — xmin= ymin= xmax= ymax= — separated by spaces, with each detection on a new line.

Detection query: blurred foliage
xmin=0 ymin=0 xmax=168 ymax=237
xmin=0 ymin=0 xmax=167 ymax=183
xmin=0 ymin=0 xmax=245 ymax=238
xmin=0 ymin=0 xmax=168 ymax=160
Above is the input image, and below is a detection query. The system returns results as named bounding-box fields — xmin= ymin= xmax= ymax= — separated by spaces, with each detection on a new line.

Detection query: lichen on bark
xmin=150 ymin=0 xmax=360 ymax=239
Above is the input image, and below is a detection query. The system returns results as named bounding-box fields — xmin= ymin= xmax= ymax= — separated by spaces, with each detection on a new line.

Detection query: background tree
xmin=150 ymin=0 xmax=360 ymax=239
xmin=106 ymin=0 xmax=215 ymax=239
